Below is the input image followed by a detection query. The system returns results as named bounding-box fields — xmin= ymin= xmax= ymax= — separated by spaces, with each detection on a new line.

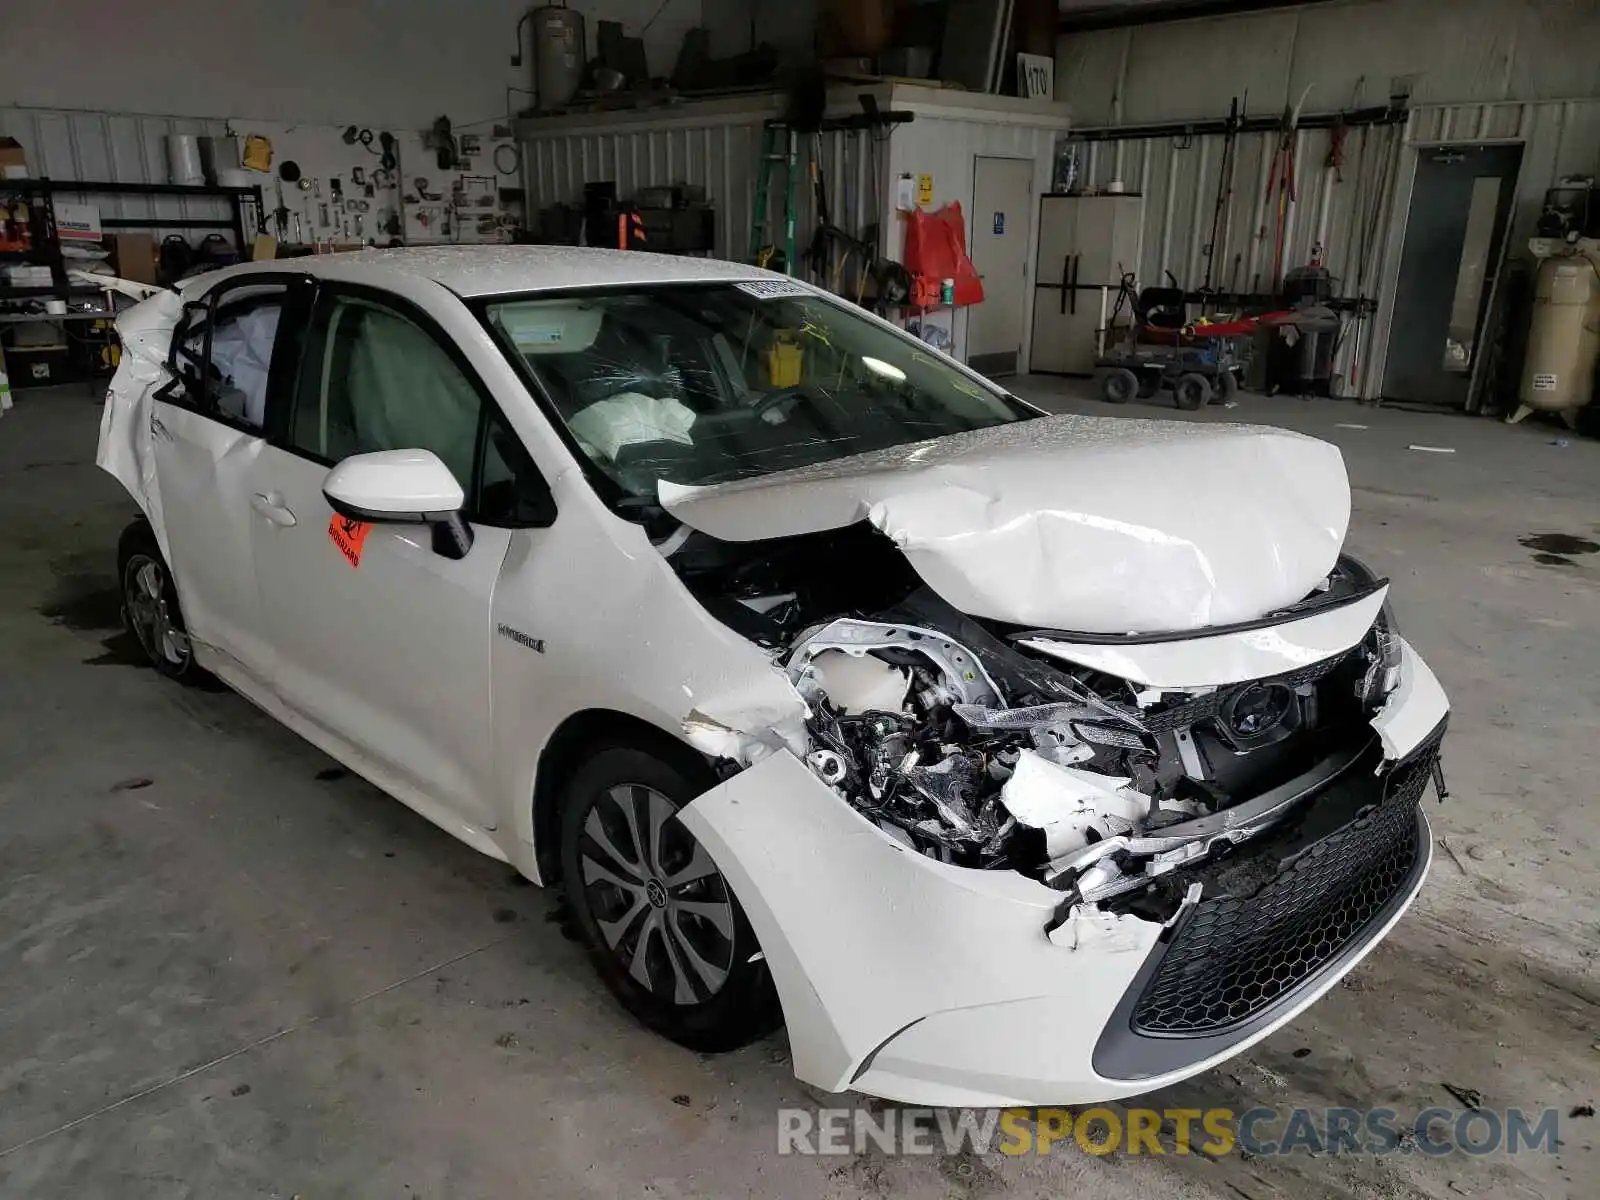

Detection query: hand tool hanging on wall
xmin=1327 ymin=76 xmax=1362 ymax=185
xmin=273 ymin=177 xmax=289 ymax=242
xmin=1326 ymin=119 xmax=1347 ymax=183
xmin=1201 ymin=96 xmax=1241 ymax=292
xmin=1263 ymin=86 xmax=1312 ymax=293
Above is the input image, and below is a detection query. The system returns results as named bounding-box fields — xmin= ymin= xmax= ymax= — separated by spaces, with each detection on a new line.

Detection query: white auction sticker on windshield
xmin=734 ymin=279 xmax=811 ymax=300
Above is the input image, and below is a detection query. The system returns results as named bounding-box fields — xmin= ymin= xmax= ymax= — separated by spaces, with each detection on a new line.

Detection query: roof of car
xmin=232 ymin=245 xmax=777 ymax=299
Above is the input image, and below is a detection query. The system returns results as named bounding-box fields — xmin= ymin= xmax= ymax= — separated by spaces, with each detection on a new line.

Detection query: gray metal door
xmin=1383 ymin=144 xmax=1523 ymax=405
xmin=968 ymin=156 xmax=1034 ymax=377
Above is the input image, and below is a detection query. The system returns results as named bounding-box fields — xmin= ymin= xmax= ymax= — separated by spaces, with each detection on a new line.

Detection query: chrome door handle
xmin=251 ymin=492 xmax=298 ymax=527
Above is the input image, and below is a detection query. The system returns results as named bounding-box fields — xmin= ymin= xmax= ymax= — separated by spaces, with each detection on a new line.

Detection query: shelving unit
xmin=0 ymin=177 xmax=264 ymax=384
xmin=1 ymin=177 xmax=264 ymax=286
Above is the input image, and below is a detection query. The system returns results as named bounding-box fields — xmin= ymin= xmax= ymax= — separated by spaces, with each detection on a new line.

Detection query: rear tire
xmin=1174 ymin=373 xmax=1213 ymax=411
xmin=1212 ymin=369 xmax=1239 ymax=404
xmin=1101 ymin=367 xmax=1139 ymax=405
xmin=117 ymin=520 xmax=211 ymax=686
xmin=559 ymin=745 xmax=781 ymax=1053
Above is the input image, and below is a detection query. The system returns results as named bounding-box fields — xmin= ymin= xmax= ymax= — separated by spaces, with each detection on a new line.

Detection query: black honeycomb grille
xmin=1129 ymin=742 xmax=1437 ymax=1036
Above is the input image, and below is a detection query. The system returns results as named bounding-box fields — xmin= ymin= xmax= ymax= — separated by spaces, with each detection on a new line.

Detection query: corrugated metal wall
xmin=518 ymin=95 xmax=883 ymax=265
xmin=1072 ymin=99 xmax=1600 ymax=398
xmin=1074 ymin=119 xmax=1402 ymax=302
xmin=0 ymin=105 xmax=235 ymax=226
xmin=881 ymin=113 xmax=1069 ymax=364
xmin=1057 ymin=1 xmax=1600 ymax=128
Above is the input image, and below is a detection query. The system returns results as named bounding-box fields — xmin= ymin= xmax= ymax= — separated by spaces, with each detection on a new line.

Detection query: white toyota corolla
xmin=99 ymin=247 xmax=1449 ymax=1106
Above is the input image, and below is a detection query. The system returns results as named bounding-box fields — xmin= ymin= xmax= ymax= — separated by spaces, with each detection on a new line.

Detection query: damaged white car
xmin=98 ymin=248 xmax=1449 ymax=1106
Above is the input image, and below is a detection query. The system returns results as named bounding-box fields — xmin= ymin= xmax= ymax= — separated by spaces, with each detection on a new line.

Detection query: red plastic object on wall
xmin=903 ymin=202 xmax=985 ymax=306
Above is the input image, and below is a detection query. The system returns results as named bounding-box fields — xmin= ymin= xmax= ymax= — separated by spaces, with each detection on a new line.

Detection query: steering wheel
xmin=750 ymin=386 xmax=812 ymax=423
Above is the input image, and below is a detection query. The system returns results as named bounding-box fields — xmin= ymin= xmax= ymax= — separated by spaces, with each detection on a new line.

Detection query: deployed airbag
xmin=659 ymin=415 xmax=1351 ymax=634
xmin=569 ymin=391 xmax=696 ymax=461
xmin=209 ymin=305 xmax=279 ymax=428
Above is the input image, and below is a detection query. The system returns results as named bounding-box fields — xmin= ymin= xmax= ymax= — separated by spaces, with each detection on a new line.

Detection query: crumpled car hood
xmin=659 ymin=414 xmax=1351 ymax=634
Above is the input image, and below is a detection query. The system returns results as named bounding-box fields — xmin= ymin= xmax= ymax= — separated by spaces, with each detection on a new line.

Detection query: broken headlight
xmin=1218 ymin=680 xmax=1300 ymax=746
xmin=1358 ymin=598 xmax=1404 ymax=709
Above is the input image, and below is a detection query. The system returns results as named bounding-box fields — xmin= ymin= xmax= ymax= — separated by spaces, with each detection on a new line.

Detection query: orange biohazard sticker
xmin=327 ymin=514 xmax=373 ymax=567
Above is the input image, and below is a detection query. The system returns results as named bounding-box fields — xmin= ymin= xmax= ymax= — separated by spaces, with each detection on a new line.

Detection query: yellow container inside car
xmin=765 ymin=337 xmax=804 ymax=388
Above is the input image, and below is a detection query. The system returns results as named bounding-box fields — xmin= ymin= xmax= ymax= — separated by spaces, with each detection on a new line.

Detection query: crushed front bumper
xmin=679 ymin=639 xmax=1449 ymax=1107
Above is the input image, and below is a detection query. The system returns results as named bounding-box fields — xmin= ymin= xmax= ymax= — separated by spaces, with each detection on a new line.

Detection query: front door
xmin=150 ymin=275 xmax=309 ymax=685
xmin=968 ymin=156 xmax=1034 ymax=377
xmin=247 ymin=285 xmax=528 ymax=831
xmin=1384 ymin=143 xmax=1523 ymax=406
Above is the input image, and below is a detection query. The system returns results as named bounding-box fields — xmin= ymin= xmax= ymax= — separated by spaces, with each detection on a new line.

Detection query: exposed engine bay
xmin=669 ymin=522 xmax=1407 ymax=921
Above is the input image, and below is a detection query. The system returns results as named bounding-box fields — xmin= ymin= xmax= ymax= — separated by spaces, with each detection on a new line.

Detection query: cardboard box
xmin=0 ymin=137 xmax=27 ymax=180
xmin=111 ymin=233 xmax=157 ymax=283
xmin=55 ymin=201 xmax=102 ymax=241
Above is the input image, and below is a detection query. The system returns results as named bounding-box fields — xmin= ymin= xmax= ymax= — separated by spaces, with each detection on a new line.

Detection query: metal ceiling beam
xmin=1057 ymin=0 xmax=1337 ymax=34
xmin=1071 ymin=102 xmax=1407 ymax=141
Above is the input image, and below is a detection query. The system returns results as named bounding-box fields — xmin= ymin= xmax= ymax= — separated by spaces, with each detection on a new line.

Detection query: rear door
xmin=247 ymin=283 xmax=553 ymax=831
xmin=152 ymin=274 xmax=311 ymax=685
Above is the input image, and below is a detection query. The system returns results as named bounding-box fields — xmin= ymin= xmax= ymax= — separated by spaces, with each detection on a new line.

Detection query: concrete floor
xmin=1 ymin=379 xmax=1596 ymax=1200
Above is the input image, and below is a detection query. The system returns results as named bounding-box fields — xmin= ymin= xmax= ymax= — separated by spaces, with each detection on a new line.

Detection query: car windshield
xmin=483 ymin=283 xmax=1033 ymax=498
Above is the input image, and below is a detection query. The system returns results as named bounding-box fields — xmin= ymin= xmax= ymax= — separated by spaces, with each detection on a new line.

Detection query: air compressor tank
xmin=1512 ymin=245 xmax=1600 ymax=426
xmin=531 ymin=5 xmax=586 ymax=111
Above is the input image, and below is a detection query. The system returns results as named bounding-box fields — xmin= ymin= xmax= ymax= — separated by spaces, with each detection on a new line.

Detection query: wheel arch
xmin=116 ymin=513 xmax=158 ymax=568
xmin=529 ymin=707 xmax=714 ymax=884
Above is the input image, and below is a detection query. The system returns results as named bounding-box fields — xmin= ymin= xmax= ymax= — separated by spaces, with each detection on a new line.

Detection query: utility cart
xmin=1095 ymin=283 xmax=1253 ymax=410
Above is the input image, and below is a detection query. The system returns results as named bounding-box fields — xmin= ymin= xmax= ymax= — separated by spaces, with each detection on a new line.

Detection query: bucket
xmin=166 ymin=135 xmax=204 ymax=186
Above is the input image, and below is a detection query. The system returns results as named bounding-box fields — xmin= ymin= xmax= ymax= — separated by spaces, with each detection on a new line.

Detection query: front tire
xmin=559 ymin=745 xmax=780 ymax=1052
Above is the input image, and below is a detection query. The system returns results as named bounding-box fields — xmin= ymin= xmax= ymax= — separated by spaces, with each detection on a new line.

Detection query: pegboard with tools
xmin=396 ymin=130 xmax=522 ymax=245
xmin=226 ymin=121 xmax=404 ymax=247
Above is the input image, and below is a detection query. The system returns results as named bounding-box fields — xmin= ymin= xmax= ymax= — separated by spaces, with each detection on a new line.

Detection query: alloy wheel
xmin=124 ymin=553 xmax=191 ymax=669
xmin=577 ymin=784 xmax=735 ymax=1006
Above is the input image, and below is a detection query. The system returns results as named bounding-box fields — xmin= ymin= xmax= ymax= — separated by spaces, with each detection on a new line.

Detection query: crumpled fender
xmin=1371 ymin=638 xmax=1448 ymax=760
xmin=676 ymin=751 xmax=1160 ymax=1096
xmin=98 ymin=288 xmax=184 ymax=561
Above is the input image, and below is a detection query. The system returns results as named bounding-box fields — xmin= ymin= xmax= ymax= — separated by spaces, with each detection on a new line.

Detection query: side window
xmin=477 ymin=406 xmax=556 ymax=527
xmin=287 ymin=293 xmax=553 ymax=527
xmin=209 ymin=297 xmax=283 ymax=429
xmin=165 ymin=285 xmax=287 ymax=431
xmin=167 ymin=306 xmax=209 ymax=408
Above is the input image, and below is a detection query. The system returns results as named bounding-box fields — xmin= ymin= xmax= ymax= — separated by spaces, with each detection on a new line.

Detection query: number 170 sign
xmin=1018 ymin=53 xmax=1054 ymax=101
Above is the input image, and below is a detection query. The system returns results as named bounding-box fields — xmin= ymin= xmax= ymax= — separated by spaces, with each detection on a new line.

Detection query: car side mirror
xmin=322 ymin=449 xmax=475 ymax=560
